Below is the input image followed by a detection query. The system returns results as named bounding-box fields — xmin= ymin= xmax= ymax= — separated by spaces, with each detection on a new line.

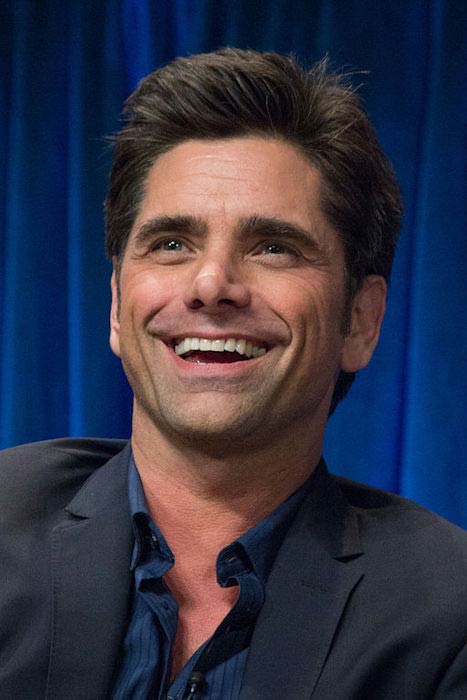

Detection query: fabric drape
xmin=1 ymin=0 xmax=466 ymax=527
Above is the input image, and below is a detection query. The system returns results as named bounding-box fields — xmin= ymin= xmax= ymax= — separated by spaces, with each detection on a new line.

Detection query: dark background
xmin=1 ymin=0 xmax=466 ymax=527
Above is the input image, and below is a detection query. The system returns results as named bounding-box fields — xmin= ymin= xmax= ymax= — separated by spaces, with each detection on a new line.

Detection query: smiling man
xmin=1 ymin=49 xmax=466 ymax=700
xmin=110 ymin=137 xmax=371 ymax=461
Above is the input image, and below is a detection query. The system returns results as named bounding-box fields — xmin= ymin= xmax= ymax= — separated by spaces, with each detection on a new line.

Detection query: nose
xmin=183 ymin=258 xmax=251 ymax=311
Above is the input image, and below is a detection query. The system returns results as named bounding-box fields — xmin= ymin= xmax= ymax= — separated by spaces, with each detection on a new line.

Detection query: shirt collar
xmin=128 ymin=453 xmax=320 ymax=582
xmin=230 ymin=468 xmax=317 ymax=583
xmin=128 ymin=456 xmax=173 ymax=570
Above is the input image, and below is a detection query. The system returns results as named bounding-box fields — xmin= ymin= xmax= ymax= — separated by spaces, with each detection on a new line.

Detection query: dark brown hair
xmin=105 ymin=48 xmax=402 ymax=411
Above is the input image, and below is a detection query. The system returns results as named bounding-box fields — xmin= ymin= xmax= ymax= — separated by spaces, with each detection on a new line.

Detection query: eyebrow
xmin=238 ymin=215 xmax=322 ymax=252
xmin=133 ymin=213 xmax=321 ymax=253
xmin=133 ymin=215 xmax=208 ymax=247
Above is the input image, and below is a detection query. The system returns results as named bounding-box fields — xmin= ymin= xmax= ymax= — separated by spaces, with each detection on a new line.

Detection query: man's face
xmin=110 ymin=137 xmax=384 ymax=450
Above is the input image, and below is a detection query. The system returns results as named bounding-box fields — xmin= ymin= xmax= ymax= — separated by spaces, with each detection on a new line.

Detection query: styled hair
xmin=105 ymin=48 xmax=402 ymax=411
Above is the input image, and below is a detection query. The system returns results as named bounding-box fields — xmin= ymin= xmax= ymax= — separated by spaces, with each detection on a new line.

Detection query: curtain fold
xmin=1 ymin=0 xmax=465 ymax=527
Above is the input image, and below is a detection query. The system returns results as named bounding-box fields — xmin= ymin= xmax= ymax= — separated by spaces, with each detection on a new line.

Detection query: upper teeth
xmin=174 ymin=337 xmax=267 ymax=358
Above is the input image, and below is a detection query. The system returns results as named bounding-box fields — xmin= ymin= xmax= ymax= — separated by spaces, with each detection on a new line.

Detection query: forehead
xmin=131 ymin=137 xmax=334 ymax=242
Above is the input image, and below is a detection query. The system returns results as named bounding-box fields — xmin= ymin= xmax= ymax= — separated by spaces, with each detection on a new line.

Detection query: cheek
xmin=119 ymin=269 xmax=181 ymax=324
xmin=262 ymin=275 xmax=344 ymax=333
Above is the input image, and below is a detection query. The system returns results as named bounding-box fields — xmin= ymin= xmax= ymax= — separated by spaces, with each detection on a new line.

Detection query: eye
xmin=145 ymin=236 xmax=194 ymax=264
xmin=151 ymin=238 xmax=185 ymax=252
xmin=262 ymin=243 xmax=291 ymax=255
xmin=253 ymin=241 xmax=301 ymax=266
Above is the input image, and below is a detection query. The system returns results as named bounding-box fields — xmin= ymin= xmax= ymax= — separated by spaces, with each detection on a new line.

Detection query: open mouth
xmin=173 ymin=337 xmax=268 ymax=363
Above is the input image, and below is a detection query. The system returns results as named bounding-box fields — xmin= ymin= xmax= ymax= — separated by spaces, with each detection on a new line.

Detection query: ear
xmin=340 ymin=275 xmax=387 ymax=373
xmin=109 ymin=266 xmax=121 ymax=358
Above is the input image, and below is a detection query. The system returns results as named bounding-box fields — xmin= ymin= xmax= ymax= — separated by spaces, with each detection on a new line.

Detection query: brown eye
xmin=252 ymin=241 xmax=302 ymax=268
xmin=263 ymin=243 xmax=289 ymax=255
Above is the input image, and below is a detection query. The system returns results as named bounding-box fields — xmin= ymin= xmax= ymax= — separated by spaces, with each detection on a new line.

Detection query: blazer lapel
xmin=46 ymin=443 xmax=134 ymax=700
xmin=240 ymin=463 xmax=365 ymax=700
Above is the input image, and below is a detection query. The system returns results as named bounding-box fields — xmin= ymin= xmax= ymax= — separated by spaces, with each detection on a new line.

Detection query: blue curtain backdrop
xmin=1 ymin=0 xmax=466 ymax=527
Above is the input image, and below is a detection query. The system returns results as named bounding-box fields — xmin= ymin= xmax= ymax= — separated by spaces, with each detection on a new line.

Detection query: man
xmin=1 ymin=49 xmax=466 ymax=700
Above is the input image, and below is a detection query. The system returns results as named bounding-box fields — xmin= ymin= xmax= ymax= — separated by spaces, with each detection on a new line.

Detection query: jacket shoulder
xmin=0 ymin=436 xmax=127 ymax=467
xmin=333 ymin=473 xmax=467 ymax=563
xmin=0 ymin=437 xmax=128 ymax=521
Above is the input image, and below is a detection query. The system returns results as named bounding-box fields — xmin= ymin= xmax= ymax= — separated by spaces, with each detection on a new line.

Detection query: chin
xmin=162 ymin=408 xmax=265 ymax=450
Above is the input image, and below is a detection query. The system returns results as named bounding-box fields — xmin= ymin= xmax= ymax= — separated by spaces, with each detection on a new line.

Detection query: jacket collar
xmin=46 ymin=442 xmax=133 ymax=700
xmin=239 ymin=461 xmax=365 ymax=700
xmin=46 ymin=449 xmax=364 ymax=700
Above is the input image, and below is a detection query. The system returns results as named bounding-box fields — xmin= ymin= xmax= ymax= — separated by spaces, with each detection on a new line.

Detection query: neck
xmin=131 ymin=407 xmax=324 ymax=557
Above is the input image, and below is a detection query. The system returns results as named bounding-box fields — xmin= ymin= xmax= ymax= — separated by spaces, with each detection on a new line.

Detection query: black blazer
xmin=1 ymin=439 xmax=466 ymax=699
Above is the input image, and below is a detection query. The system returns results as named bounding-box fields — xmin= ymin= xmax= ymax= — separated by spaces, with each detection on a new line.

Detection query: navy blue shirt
xmin=113 ymin=458 xmax=314 ymax=699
